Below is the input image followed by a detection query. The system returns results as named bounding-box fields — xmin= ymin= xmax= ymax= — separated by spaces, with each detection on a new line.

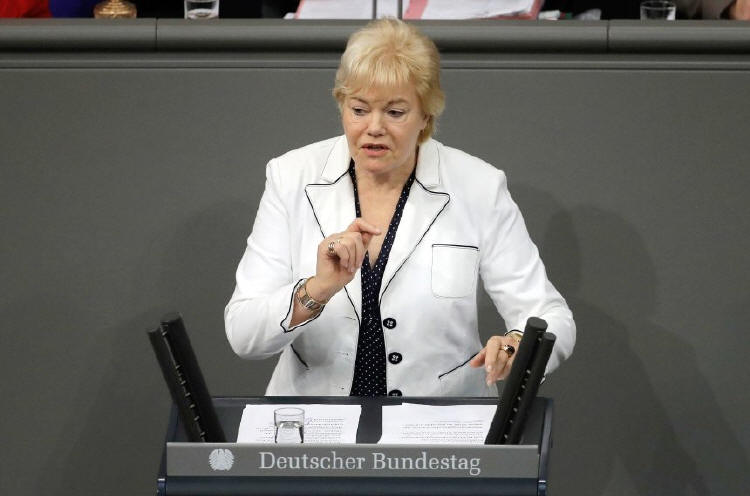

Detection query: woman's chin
xmin=357 ymin=152 xmax=418 ymax=174
xmin=355 ymin=155 xmax=392 ymax=172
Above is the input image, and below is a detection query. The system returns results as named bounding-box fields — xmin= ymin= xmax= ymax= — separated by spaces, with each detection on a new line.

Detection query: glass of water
xmin=274 ymin=407 xmax=304 ymax=444
xmin=185 ymin=0 xmax=219 ymax=19
xmin=640 ymin=1 xmax=676 ymax=19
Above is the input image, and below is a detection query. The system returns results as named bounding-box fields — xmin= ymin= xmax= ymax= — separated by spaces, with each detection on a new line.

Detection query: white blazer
xmin=225 ymin=135 xmax=575 ymax=397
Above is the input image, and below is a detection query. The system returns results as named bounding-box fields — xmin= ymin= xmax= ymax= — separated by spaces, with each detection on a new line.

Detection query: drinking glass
xmin=640 ymin=1 xmax=676 ymax=19
xmin=274 ymin=407 xmax=304 ymax=443
xmin=185 ymin=0 xmax=219 ymax=19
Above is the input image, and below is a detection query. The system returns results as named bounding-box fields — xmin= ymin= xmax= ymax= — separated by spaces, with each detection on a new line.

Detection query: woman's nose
xmin=366 ymin=112 xmax=385 ymax=136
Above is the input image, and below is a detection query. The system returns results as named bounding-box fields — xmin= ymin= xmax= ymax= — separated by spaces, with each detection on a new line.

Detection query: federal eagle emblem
xmin=208 ymin=448 xmax=235 ymax=471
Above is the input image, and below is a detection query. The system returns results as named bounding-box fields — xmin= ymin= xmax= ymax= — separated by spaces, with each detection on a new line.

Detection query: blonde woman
xmin=225 ymin=18 xmax=575 ymax=397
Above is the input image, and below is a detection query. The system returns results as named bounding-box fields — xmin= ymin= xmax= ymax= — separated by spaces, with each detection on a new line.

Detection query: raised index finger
xmin=347 ymin=218 xmax=382 ymax=249
xmin=347 ymin=218 xmax=382 ymax=235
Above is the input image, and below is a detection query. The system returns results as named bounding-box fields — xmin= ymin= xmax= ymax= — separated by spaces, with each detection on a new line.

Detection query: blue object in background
xmin=49 ymin=0 xmax=100 ymax=17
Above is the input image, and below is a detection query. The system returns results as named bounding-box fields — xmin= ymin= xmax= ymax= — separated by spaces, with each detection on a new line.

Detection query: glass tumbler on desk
xmin=274 ymin=407 xmax=305 ymax=444
xmin=185 ymin=0 xmax=219 ymax=19
xmin=640 ymin=1 xmax=676 ymax=19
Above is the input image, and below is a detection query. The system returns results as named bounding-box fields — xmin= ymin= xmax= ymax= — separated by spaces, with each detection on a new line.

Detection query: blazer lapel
xmin=304 ymin=137 xmax=363 ymax=322
xmin=380 ymin=140 xmax=450 ymax=302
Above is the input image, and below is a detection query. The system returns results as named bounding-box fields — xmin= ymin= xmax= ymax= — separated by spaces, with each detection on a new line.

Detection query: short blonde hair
xmin=333 ymin=18 xmax=445 ymax=143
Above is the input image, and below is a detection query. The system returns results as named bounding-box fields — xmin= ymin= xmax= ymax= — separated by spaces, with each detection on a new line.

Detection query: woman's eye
xmin=352 ymin=107 xmax=367 ymax=116
xmin=388 ymin=109 xmax=405 ymax=118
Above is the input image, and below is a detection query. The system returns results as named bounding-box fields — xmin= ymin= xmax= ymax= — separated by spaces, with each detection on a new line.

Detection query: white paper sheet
xmin=378 ymin=403 xmax=497 ymax=444
xmin=295 ymin=0 xmax=535 ymax=19
xmin=421 ymin=0 xmax=534 ymax=18
xmin=296 ymin=0 xmax=400 ymax=19
xmin=237 ymin=404 xmax=362 ymax=444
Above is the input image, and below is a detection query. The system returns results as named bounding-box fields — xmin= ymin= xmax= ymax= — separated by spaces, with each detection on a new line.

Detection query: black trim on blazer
xmin=290 ymin=344 xmax=310 ymax=369
xmin=432 ymin=243 xmax=478 ymax=250
xmin=303 ymin=166 xmax=351 ymax=236
xmin=438 ymin=352 xmax=480 ymax=379
xmin=378 ymin=177 xmax=451 ymax=307
xmin=303 ymin=164 xmax=362 ymax=328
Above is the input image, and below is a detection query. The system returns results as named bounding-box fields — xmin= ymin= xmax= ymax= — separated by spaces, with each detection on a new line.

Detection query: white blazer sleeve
xmin=224 ymin=159 xmax=318 ymax=359
xmin=479 ymin=170 xmax=576 ymax=374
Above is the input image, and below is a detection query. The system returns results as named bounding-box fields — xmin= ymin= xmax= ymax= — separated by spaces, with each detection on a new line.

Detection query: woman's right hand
xmin=305 ymin=218 xmax=381 ymax=302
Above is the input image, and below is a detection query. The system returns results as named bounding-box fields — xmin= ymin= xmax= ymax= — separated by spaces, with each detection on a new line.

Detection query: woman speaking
xmin=225 ymin=18 xmax=575 ymax=397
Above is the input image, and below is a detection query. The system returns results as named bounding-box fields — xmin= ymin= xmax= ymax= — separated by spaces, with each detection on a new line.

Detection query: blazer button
xmin=388 ymin=389 xmax=402 ymax=397
xmin=388 ymin=352 xmax=402 ymax=364
xmin=382 ymin=318 xmax=397 ymax=329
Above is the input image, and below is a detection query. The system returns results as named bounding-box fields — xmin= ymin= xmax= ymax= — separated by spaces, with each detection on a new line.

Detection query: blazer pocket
xmin=431 ymin=244 xmax=479 ymax=298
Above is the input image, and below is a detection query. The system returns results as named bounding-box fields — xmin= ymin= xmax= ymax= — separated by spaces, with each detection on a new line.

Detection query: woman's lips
xmin=362 ymin=144 xmax=389 ymax=157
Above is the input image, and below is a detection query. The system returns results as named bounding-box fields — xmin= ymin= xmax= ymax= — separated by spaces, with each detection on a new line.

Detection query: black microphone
xmin=484 ymin=317 xmax=549 ymax=445
xmin=148 ymin=312 xmax=225 ymax=442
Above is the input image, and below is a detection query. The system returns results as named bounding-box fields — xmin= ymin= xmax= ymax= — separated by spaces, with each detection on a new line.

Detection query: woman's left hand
xmin=470 ymin=334 xmax=522 ymax=385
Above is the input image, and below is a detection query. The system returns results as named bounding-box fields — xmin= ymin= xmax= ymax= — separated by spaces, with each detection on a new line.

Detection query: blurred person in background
xmin=677 ymin=0 xmax=750 ymax=18
xmin=545 ymin=0 xmax=749 ymax=18
xmin=0 ymin=0 xmax=51 ymax=17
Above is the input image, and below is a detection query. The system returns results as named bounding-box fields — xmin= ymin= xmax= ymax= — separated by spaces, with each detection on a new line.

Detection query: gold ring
xmin=327 ymin=241 xmax=336 ymax=256
xmin=501 ymin=344 xmax=515 ymax=357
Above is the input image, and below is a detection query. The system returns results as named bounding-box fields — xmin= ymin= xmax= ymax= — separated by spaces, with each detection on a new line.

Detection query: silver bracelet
xmin=296 ymin=278 xmax=327 ymax=312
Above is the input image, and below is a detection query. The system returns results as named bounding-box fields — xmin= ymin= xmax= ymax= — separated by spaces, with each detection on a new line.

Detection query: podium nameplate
xmin=167 ymin=443 xmax=539 ymax=479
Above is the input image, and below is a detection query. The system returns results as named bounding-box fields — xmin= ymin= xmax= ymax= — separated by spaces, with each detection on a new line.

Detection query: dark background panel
xmin=0 ymin=67 xmax=343 ymax=496
xmin=1 ymin=57 xmax=749 ymax=496
xmin=454 ymin=67 xmax=750 ymax=496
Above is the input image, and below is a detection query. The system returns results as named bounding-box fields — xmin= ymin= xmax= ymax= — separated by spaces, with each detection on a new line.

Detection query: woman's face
xmin=342 ymin=83 xmax=428 ymax=179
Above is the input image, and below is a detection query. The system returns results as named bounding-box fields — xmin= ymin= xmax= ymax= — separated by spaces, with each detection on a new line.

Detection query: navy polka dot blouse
xmin=348 ymin=160 xmax=416 ymax=397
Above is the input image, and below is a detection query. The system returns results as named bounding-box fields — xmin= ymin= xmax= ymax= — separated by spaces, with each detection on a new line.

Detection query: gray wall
xmin=1 ymin=19 xmax=748 ymax=496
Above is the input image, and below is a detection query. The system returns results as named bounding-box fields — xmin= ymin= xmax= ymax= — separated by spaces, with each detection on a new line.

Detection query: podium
xmin=156 ymin=396 xmax=553 ymax=496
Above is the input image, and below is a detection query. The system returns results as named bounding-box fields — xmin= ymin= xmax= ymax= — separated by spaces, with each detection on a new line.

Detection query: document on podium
xmin=237 ymin=404 xmax=362 ymax=444
xmin=378 ymin=403 xmax=497 ymax=444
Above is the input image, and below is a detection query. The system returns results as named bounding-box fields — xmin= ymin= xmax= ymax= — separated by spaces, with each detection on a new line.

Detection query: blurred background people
xmin=0 ymin=0 xmax=52 ymax=17
xmin=676 ymin=0 xmax=750 ymax=18
xmin=545 ymin=0 xmax=749 ymax=18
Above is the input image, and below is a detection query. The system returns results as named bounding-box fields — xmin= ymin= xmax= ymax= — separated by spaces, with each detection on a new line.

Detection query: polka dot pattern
xmin=349 ymin=160 xmax=416 ymax=397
